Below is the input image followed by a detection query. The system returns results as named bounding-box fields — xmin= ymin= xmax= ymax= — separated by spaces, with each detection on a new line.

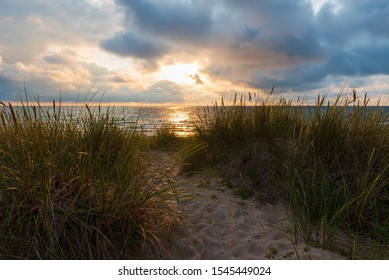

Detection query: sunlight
xmin=166 ymin=107 xmax=193 ymax=136
xmin=159 ymin=63 xmax=200 ymax=85
xmin=168 ymin=109 xmax=189 ymax=124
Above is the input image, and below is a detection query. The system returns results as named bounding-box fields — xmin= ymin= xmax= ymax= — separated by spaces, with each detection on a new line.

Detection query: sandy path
xmin=142 ymin=151 xmax=345 ymax=260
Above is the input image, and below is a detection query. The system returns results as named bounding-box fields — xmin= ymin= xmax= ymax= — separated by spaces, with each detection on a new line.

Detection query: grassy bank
xmin=184 ymin=91 xmax=389 ymax=259
xmin=0 ymin=100 xmax=175 ymax=259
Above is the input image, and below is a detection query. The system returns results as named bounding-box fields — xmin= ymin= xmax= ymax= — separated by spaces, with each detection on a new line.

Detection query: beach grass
xmin=1 ymin=90 xmax=388 ymax=259
xmin=152 ymin=125 xmax=184 ymax=150
xmin=0 ymin=98 xmax=176 ymax=259
xmin=184 ymin=91 xmax=389 ymax=259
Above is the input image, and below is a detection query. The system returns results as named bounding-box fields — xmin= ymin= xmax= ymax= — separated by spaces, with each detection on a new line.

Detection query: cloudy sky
xmin=1 ymin=0 xmax=388 ymax=105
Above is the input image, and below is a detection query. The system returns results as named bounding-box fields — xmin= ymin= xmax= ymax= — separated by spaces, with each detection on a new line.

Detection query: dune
xmin=141 ymin=151 xmax=345 ymax=260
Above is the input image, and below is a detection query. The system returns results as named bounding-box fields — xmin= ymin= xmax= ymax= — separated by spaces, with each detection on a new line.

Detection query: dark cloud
xmin=100 ymin=0 xmax=214 ymax=59
xmin=271 ymin=31 xmax=322 ymax=58
xmin=317 ymin=0 xmax=389 ymax=44
xmin=100 ymin=32 xmax=166 ymax=59
xmin=253 ymin=41 xmax=389 ymax=93
xmin=243 ymin=26 xmax=260 ymax=42
xmin=0 ymin=76 xmax=17 ymax=101
xmin=214 ymin=0 xmax=389 ymax=93
xmin=323 ymin=42 xmax=389 ymax=78
xmin=116 ymin=0 xmax=213 ymax=41
xmin=190 ymin=74 xmax=204 ymax=85
xmin=225 ymin=0 xmax=314 ymax=31
xmin=44 ymin=54 xmax=70 ymax=65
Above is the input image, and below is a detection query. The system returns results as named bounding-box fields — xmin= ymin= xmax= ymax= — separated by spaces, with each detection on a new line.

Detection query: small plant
xmin=282 ymin=251 xmax=295 ymax=259
xmin=221 ymin=178 xmax=234 ymax=189
xmin=265 ymin=245 xmax=278 ymax=259
xmin=234 ymin=187 xmax=254 ymax=200
xmin=152 ymin=125 xmax=182 ymax=149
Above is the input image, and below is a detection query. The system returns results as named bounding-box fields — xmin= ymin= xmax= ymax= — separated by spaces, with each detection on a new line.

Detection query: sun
xmin=159 ymin=62 xmax=200 ymax=85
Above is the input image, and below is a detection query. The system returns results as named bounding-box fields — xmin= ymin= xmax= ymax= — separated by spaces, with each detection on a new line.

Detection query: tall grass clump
xmin=152 ymin=125 xmax=183 ymax=150
xmin=0 ymin=99 xmax=172 ymax=259
xmin=287 ymin=93 xmax=389 ymax=255
xmin=186 ymin=90 xmax=389 ymax=258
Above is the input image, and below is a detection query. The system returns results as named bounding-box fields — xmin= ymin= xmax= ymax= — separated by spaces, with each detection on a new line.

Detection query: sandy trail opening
xmin=141 ymin=151 xmax=345 ymax=260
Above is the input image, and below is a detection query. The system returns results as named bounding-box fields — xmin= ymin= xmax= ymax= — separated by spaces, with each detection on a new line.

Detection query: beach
xmin=141 ymin=151 xmax=345 ymax=260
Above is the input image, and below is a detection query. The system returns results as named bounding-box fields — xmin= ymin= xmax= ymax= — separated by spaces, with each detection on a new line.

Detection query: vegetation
xmin=1 ymin=89 xmax=388 ymax=259
xmin=184 ymin=90 xmax=389 ymax=259
xmin=0 ymin=99 xmax=176 ymax=259
xmin=152 ymin=125 xmax=183 ymax=150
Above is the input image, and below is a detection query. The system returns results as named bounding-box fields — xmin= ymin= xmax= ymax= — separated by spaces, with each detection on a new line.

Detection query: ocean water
xmin=94 ymin=105 xmax=389 ymax=135
xmin=5 ymin=105 xmax=205 ymax=136
xmin=108 ymin=106 xmax=204 ymax=136
xmin=4 ymin=105 xmax=389 ymax=136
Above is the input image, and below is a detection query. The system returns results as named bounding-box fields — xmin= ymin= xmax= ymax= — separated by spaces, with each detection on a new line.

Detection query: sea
xmin=4 ymin=105 xmax=389 ymax=136
xmin=111 ymin=105 xmax=389 ymax=136
xmin=103 ymin=106 xmax=205 ymax=136
xmin=4 ymin=105 xmax=205 ymax=136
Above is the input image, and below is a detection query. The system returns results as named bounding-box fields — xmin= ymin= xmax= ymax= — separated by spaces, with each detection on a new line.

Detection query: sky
xmin=0 ymin=0 xmax=389 ymax=105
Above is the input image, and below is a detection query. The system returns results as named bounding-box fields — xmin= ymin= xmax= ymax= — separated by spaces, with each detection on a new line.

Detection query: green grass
xmin=184 ymin=91 xmax=389 ymax=259
xmin=0 ymin=99 xmax=176 ymax=259
xmin=152 ymin=125 xmax=183 ymax=150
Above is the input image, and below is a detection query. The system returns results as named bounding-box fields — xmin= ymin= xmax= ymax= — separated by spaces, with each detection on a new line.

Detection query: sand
xmin=141 ymin=151 xmax=345 ymax=260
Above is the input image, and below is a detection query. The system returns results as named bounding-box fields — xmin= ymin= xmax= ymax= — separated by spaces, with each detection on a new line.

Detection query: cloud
xmin=0 ymin=58 xmax=95 ymax=100
xmin=100 ymin=32 xmax=166 ymax=59
xmin=109 ymin=73 xmax=133 ymax=84
xmin=134 ymin=80 xmax=185 ymax=103
xmin=99 ymin=80 xmax=186 ymax=103
xmin=116 ymin=0 xmax=213 ymax=41
xmin=48 ymin=66 xmax=93 ymax=88
xmin=2 ymin=0 xmax=389 ymax=103
xmin=224 ymin=0 xmax=315 ymax=38
xmin=210 ymin=0 xmax=389 ymax=93
xmin=251 ymin=0 xmax=389 ymax=93
xmin=100 ymin=0 xmax=214 ymax=59
xmin=43 ymin=49 xmax=77 ymax=65
xmin=0 ymin=0 xmax=122 ymax=102
xmin=0 ymin=0 xmax=119 ymax=63
xmin=0 ymin=76 xmax=17 ymax=101
xmin=190 ymin=74 xmax=204 ymax=85
xmin=316 ymin=0 xmax=389 ymax=44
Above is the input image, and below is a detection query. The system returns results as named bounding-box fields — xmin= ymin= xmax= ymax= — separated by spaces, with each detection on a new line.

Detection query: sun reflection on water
xmin=166 ymin=107 xmax=194 ymax=136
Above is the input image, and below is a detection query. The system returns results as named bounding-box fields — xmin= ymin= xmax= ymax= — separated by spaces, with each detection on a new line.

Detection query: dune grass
xmin=151 ymin=125 xmax=184 ymax=150
xmin=184 ymin=91 xmax=389 ymax=259
xmin=1 ymin=90 xmax=387 ymax=259
xmin=0 ymin=99 xmax=176 ymax=259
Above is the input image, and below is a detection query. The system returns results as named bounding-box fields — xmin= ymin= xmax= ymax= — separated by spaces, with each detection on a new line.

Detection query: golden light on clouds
xmin=1 ymin=0 xmax=389 ymax=104
xmin=159 ymin=63 xmax=200 ymax=85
